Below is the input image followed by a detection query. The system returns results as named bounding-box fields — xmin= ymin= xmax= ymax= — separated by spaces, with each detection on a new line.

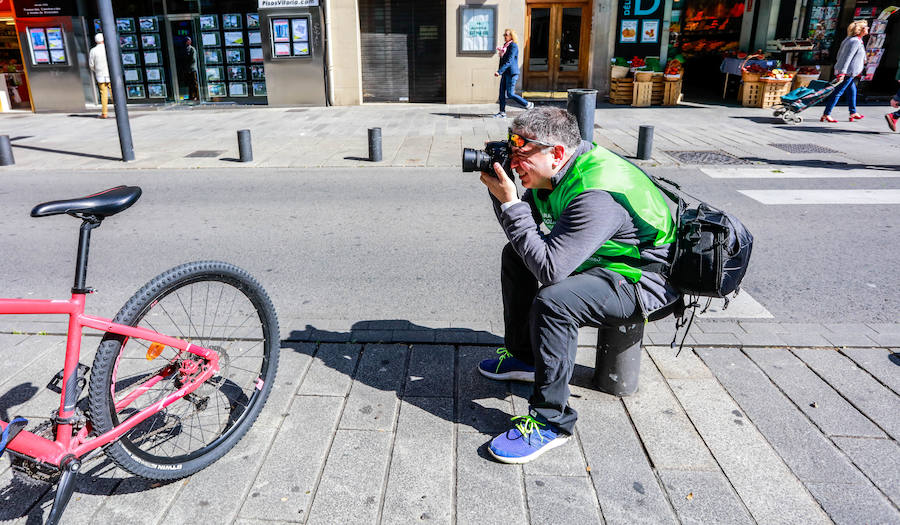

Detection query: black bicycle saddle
xmin=31 ymin=186 xmax=142 ymax=219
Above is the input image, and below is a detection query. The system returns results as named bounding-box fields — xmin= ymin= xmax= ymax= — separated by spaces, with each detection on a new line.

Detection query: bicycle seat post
xmin=73 ymin=216 xmax=102 ymax=294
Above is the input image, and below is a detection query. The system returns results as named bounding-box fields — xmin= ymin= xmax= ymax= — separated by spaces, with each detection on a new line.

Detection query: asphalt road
xmin=0 ymin=167 xmax=897 ymax=331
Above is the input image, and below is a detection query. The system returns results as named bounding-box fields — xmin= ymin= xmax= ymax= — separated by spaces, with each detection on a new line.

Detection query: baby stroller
xmin=772 ymin=79 xmax=840 ymax=124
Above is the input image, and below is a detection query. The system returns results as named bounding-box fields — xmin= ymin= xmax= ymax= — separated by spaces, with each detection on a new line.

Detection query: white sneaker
xmin=526 ymin=102 xmax=535 ymax=110
xmin=493 ymin=112 xmax=506 ymax=118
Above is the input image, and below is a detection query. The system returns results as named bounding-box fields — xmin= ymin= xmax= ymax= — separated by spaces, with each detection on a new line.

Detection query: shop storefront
xmin=854 ymin=3 xmax=898 ymax=98
xmin=79 ymin=2 xmax=270 ymax=105
xmin=666 ymin=0 xmax=746 ymax=97
xmin=784 ymin=0 xmax=898 ymax=98
xmin=6 ymin=0 xmax=327 ymax=111
xmin=0 ymin=1 xmax=29 ymax=110
xmin=357 ymin=0 xmax=445 ymax=103
xmin=522 ymin=1 xmax=592 ymax=92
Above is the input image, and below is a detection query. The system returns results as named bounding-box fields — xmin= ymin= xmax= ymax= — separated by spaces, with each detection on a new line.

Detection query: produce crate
xmin=609 ymin=78 xmax=634 ymax=105
xmin=632 ymin=81 xmax=653 ymax=107
xmin=760 ymin=79 xmax=792 ymax=108
xmin=611 ymin=65 xmax=629 ymax=78
xmin=651 ymin=76 xmax=665 ymax=105
xmin=663 ymin=80 xmax=682 ymax=105
xmin=792 ymin=73 xmax=819 ymax=89
xmin=741 ymin=81 xmax=762 ymax=107
xmin=741 ymin=70 xmax=761 ymax=82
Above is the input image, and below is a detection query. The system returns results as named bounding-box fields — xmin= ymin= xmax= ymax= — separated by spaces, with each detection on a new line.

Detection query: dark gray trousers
xmin=501 ymin=243 xmax=641 ymax=433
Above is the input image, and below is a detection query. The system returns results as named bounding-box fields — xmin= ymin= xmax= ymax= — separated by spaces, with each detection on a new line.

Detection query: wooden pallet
xmin=651 ymin=77 xmax=665 ymax=105
xmin=632 ymin=81 xmax=653 ymax=107
xmin=663 ymin=80 xmax=682 ymax=106
xmin=609 ymin=78 xmax=634 ymax=105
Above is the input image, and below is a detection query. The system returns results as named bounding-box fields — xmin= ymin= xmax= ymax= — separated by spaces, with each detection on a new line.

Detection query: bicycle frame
xmin=0 ymin=292 xmax=220 ymax=468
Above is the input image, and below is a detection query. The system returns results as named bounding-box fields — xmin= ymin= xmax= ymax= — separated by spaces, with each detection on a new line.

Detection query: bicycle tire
xmin=87 ymin=261 xmax=279 ymax=480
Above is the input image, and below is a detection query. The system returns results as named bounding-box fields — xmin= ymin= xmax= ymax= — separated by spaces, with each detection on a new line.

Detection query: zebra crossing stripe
xmin=701 ymin=168 xmax=900 ymax=179
xmin=739 ymin=189 xmax=900 ymax=205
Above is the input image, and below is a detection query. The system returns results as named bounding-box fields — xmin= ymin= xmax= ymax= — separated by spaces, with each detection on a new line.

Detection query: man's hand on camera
xmin=480 ymin=162 xmax=519 ymax=204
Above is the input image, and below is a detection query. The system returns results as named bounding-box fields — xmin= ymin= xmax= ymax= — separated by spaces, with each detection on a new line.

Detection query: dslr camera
xmin=461 ymin=141 xmax=512 ymax=178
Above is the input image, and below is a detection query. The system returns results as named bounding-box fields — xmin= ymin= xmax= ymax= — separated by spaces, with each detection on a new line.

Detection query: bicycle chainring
xmin=10 ymin=421 xmax=59 ymax=487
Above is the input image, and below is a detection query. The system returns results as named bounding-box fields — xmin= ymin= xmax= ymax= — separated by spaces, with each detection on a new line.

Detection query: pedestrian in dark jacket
xmin=494 ymin=28 xmax=533 ymax=119
xmin=821 ymin=20 xmax=868 ymax=122
xmin=884 ymin=58 xmax=900 ymax=132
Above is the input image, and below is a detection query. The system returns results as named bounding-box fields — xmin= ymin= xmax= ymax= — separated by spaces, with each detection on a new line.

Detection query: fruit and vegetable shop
xmin=607 ymin=0 xmax=899 ymax=105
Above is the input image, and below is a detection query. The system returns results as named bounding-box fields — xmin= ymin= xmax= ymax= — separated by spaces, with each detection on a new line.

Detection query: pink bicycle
xmin=0 ymin=186 xmax=279 ymax=524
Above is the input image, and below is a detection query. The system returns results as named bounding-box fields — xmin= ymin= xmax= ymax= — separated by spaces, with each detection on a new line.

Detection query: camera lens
xmin=461 ymin=148 xmax=492 ymax=173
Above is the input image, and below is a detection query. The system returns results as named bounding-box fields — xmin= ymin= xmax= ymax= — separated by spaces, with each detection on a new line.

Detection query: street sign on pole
xmin=97 ymin=0 xmax=135 ymax=162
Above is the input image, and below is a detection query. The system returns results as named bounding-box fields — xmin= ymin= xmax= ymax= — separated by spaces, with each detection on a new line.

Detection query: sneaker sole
xmin=489 ymin=435 xmax=570 ymax=464
xmin=477 ymin=367 xmax=535 ymax=382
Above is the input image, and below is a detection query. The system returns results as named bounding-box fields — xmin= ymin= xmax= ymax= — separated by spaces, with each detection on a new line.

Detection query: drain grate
xmin=664 ymin=150 xmax=749 ymax=165
xmin=769 ymin=143 xmax=839 ymax=154
xmin=185 ymin=150 xmax=225 ymax=158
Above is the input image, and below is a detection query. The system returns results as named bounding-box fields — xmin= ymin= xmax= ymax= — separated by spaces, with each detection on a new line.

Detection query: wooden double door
xmin=523 ymin=2 xmax=591 ymax=91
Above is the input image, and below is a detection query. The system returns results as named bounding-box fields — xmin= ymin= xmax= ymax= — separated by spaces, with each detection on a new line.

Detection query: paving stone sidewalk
xmin=1 ymin=326 xmax=898 ymax=524
xmin=1 ymin=102 xmax=898 ymax=171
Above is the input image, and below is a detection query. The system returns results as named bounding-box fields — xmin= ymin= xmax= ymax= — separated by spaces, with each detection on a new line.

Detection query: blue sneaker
xmin=478 ymin=347 xmax=535 ymax=382
xmin=489 ymin=413 xmax=570 ymax=464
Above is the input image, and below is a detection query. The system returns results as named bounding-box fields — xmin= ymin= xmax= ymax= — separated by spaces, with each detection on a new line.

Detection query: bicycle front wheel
xmin=88 ymin=261 xmax=279 ymax=480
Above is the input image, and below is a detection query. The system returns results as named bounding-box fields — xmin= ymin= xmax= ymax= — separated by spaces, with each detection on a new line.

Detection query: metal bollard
xmin=566 ymin=88 xmax=598 ymax=141
xmin=0 ymin=135 xmax=13 ymax=166
xmin=237 ymin=129 xmax=253 ymax=162
xmin=368 ymin=127 xmax=382 ymax=162
xmin=637 ymin=125 xmax=654 ymax=160
xmin=593 ymin=322 xmax=645 ymax=396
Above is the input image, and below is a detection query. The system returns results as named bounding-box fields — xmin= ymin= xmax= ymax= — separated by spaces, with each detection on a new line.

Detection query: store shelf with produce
xmin=680 ymin=29 xmax=741 ymax=38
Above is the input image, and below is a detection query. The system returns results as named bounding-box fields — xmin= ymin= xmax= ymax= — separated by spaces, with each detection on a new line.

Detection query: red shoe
xmin=886 ymin=113 xmax=898 ymax=132
xmin=849 ymin=113 xmax=864 ymax=121
xmin=820 ymin=115 xmax=837 ymax=123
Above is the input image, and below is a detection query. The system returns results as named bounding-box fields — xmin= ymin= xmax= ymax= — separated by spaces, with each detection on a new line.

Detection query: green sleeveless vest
xmin=531 ymin=144 xmax=675 ymax=283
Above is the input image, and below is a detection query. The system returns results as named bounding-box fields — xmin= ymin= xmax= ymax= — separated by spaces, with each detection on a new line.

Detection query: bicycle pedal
xmin=46 ymin=363 xmax=91 ymax=395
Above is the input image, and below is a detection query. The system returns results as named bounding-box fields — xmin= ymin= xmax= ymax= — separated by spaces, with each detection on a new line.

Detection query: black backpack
xmin=648 ymin=176 xmax=754 ymax=353
xmin=650 ymin=176 xmax=754 ymax=301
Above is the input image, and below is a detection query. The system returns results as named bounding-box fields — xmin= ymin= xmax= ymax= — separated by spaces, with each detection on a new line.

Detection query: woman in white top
xmin=821 ymin=20 xmax=867 ymax=123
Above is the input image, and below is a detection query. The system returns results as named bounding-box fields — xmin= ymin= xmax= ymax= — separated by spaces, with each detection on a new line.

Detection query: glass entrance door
xmin=168 ymin=18 xmax=200 ymax=102
xmin=523 ymin=3 xmax=590 ymax=91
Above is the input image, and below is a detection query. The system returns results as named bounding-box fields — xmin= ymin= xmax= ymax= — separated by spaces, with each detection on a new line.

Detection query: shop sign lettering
xmin=259 ymin=0 xmax=319 ymax=8
xmin=14 ymin=0 xmax=75 ymax=17
xmin=634 ymin=0 xmax=661 ymax=16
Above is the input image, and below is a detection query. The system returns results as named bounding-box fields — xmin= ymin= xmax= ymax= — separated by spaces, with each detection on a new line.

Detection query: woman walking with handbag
xmin=821 ymin=20 xmax=868 ymax=123
xmin=494 ymin=29 xmax=534 ymax=118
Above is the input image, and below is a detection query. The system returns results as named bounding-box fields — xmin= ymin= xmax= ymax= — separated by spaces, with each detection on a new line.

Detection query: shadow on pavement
xmin=740 ymin=157 xmax=900 ymax=171
xmin=730 ymin=116 xmax=788 ymax=125
xmin=9 ymin=142 xmax=122 ymax=162
xmin=730 ymin=116 xmax=891 ymax=135
xmin=285 ymin=320 xmax=601 ymax=435
xmin=0 ymin=321 xmax=604 ymax=520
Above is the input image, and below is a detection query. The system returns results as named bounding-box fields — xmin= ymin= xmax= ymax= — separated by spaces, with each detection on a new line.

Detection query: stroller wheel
xmin=773 ymin=105 xmax=787 ymax=117
xmin=788 ymin=114 xmax=802 ymax=125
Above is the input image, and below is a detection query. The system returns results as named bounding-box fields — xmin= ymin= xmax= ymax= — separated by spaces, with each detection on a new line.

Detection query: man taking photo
xmin=478 ymin=107 xmax=681 ymax=464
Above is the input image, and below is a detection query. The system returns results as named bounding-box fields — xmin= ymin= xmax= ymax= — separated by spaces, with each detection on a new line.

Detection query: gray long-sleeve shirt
xmin=834 ymin=36 xmax=865 ymax=77
xmin=491 ymin=141 xmax=680 ymax=317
